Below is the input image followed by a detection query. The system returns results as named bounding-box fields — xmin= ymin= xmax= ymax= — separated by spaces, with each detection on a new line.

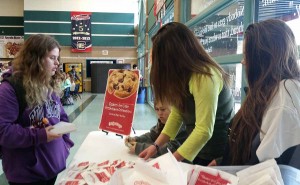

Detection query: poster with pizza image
xmin=99 ymin=69 xmax=140 ymax=135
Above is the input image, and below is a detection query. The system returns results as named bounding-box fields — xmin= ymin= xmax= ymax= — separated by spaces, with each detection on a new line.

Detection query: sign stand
xmin=132 ymin=127 xmax=136 ymax=134
xmin=101 ymin=127 xmax=136 ymax=138
xmin=101 ymin=129 xmax=123 ymax=138
xmin=102 ymin=129 xmax=108 ymax=135
xmin=116 ymin=134 xmax=123 ymax=139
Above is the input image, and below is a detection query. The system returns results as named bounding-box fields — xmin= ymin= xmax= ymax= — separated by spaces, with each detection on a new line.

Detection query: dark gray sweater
xmin=134 ymin=119 xmax=188 ymax=158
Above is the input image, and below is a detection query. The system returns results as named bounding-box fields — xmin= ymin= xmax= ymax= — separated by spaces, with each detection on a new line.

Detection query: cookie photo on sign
xmin=106 ymin=69 xmax=139 ymax=99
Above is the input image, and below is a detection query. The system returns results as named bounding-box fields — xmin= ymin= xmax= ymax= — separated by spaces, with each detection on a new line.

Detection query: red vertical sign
xmin=99 ymin=69 xmax=140 ymax=135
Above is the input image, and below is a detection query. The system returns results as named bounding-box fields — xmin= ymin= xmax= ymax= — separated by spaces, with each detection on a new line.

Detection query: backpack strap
xmin=2 ymin=76 xmax=27 ymax=123
xmin=0 ymin=76 xmax=27 ymax=159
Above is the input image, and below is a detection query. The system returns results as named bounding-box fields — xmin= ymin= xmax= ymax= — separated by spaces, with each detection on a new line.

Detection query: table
xmin=55 ymin=130 xmax=148 ymax=184
xmin=70 ymin=130 xmax=147 ymax=163
xmin=56 ymin=131 xmax=300 ymax=185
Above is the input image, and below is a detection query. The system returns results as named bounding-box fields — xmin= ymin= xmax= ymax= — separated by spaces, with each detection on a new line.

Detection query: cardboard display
xmin=99 ymin=69 xmax=139 ymax=135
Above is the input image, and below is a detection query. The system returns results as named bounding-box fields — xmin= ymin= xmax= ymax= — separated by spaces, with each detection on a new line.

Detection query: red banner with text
xmin=99 ymin=69 xmax=140 ymax=135
xmin=71 ymin=12 xmax=92 ymax=52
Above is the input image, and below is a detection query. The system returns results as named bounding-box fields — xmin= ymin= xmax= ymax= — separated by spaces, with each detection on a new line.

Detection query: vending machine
xmin=64 ymin=63 xmax=83 ymax=93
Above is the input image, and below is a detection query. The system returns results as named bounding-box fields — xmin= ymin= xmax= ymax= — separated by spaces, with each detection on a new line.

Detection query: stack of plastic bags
xmin=109 ymin=150 xmax=239 ymax=185
xmin=109 ymin=152 xmax=284 ymax=185
xmin=57 ymin=150 xmax=285 ymax=184
xmin=58 ymin=160 xmax=135 ymax=185
xmin=236 ymin=159 xmax=284 ymax=185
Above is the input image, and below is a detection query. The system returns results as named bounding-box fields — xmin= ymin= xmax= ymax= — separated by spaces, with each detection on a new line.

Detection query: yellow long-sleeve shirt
xmin=162 ymin=68 xmax=223 ymax=161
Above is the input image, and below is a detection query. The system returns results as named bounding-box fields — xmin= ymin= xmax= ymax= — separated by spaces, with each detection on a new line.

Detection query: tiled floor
xmin=0 ymin=93 xmax=157 ymax=184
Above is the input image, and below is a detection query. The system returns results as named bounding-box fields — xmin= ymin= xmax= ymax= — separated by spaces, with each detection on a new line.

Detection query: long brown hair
xmin=12 ymin=34 xmax=61 ymax=107
xmin=229 ymin=19 xmax=300 ymax=165
xmin=150 ymin=22 xmax=230 ymax=111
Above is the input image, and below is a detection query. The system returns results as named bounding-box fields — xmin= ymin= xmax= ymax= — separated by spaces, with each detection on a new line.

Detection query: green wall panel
xmin=24 ymin=23 xmax=70 ymax=33
xmin=0 ymin=27 xmax=23 ymax=36
xmin=24 ymin=34 xmax=69 ymax=45
xmin=166 ymin=0 xmax=173 ymax=7
xmin=0 ymin=16 xmax=23 ymax=26
xmin=148 ymin=6 xmax=156 ymax=31
xmin=24 ymin=34 xmax=134 ymax=47
xmin=0 ymin=16 xmax=24 ymax=36
xmin=24 ymin=11 xmax=70 ymax=21
xmin=24 ymin=11 xmax=134 ymax=23
xmin=92 ymin=12 xmax=134 ymax=23
xmin=92 ymin=24 xmax=134 ymax=34
xmin=92 ymin=36 xmax=134 ymax=46
xmin=24 ymin=23 xmax=134 ymax=35
xmin=147 ymin=0 xmax=157 ymax=31
xmin=23 ymin=11 xmax=135 ymax=47
xmin=148 ymin=0 xmax=155 ymax=14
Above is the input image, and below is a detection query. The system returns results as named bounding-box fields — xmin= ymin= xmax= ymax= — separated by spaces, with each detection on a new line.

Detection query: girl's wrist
xmin=152 ymin=142 xmax=160 ymax=152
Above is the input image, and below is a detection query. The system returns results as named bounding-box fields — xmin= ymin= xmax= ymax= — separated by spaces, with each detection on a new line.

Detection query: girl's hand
xmin=139 ymin=145 xmax=157 ymax=160
xmin=125 ymin=136 xmax=135 ymax=144
xmin=45 ymin=126 xmax=61 ymax=142
xmin=129 ymin=142 xmax=136 ymax=154
xmin=208 ymin=159 xmax=217 ymax=166
xmin=173 ymin=151 xmax=184 ymax=162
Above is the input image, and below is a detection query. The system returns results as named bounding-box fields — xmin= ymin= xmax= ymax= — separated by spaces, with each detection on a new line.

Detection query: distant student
xmin=133 ymin=64 xmax=143 ymax=82
xmin=125 ymin=99 xmax=187 ymax=157
xmin=69 ymin=65 xmax=81 ymax=83
xmin=62 ymin=73 xmax=71 ymax=90
xmin=132 ymin=64 xmax=138 ymax=70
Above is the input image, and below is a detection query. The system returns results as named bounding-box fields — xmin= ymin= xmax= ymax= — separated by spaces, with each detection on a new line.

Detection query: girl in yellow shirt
xmin=139 ymin=22 xmax=234 ymax=165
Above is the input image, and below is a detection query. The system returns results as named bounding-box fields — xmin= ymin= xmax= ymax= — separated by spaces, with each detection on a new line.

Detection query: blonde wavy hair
xmin=12 ymin=34 xmax=61 ymax=108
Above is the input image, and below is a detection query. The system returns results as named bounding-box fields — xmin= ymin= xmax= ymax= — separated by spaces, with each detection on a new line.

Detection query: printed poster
xmin=0 ymin=36 xmax=23 ymax=58
xmin=99 ymin=69 xmax=140 ymax=135
xmin=71 ymin=12 xmax=92 ymax=52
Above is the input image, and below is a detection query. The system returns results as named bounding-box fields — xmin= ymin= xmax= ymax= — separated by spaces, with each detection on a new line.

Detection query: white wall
xmin=24 ymin=0 xmax=138 ymax=13
xmin=0 ymin=0 xmax=138 ymax=21
xmin=0 ymin=0 xmax=24 ymax=16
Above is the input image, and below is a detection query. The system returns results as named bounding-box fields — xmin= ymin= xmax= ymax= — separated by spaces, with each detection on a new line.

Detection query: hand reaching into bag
xmin=128 ymin=142 xmax=136 ymax=154
xmin=125 ymin=136 xmax=137 ymax=154
xmin=124 ymin=136 xmax=135 ymax=144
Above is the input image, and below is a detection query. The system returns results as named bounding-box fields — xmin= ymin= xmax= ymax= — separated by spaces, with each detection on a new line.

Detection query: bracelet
xmin=152 ymin=142 xmax=160 ymax=152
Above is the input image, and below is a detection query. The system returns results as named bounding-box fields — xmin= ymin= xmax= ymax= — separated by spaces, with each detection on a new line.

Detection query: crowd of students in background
xmin=57 ymin=69 xmax=81 ymax=105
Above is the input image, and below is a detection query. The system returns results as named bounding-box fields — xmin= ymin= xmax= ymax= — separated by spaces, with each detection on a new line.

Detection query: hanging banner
xmin=71 ymin=12 xmax=92 ymax=52
xmin=99 ymin=69 xmax=140 ymax=135
xmin=0 ymin=36 xmax=23 ymax=58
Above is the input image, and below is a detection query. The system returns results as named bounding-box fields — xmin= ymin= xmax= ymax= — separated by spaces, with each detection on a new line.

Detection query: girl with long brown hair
xmin=139 ymin=22 xmax=234 ymax=165
xmin=225 ymin=19 xmax=300 ymax=168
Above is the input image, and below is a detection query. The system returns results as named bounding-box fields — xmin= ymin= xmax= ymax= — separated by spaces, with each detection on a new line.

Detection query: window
xmin=222 ymin=63 xmax=243 ymax=113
